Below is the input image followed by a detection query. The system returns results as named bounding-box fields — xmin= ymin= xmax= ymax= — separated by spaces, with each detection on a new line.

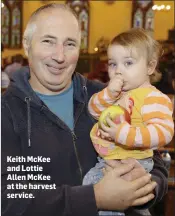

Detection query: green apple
xmin=99 ymin=105 xmax=131 ymax=128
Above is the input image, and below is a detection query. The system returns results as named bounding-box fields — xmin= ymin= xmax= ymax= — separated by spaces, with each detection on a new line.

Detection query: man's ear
xmin=23 ymin=38 xmax=29 ymax=57
xmin=148 ymin=60 xmax=157 ymax=75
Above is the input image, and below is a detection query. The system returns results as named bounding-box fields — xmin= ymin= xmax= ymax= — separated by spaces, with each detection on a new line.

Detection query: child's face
xmin=107 ymin=45 xmax=150 ymax=92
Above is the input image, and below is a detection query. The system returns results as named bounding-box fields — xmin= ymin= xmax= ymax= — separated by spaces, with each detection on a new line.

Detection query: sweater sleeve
xmin=115 ymin=91 xmax=174 ymax=149
xmin=1 ymin=101 xmax=98 ymax=216
xmin=88 ymin=87 xmax=120 ymax=120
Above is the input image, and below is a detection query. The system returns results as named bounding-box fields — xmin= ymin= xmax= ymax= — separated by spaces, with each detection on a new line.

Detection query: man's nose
xmin=51 ymin=45 xmax=65 ymax=63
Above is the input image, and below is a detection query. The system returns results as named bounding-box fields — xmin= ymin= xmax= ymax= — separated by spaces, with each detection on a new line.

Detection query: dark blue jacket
xmin=2 ymin=67 xmax=168 ymax=216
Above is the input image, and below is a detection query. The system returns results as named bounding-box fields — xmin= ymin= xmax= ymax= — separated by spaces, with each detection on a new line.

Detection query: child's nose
xmin=115 ymin=68 xmax=122 ymax=75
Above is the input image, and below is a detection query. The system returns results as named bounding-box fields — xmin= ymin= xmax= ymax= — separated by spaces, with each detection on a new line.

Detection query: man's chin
xmin=46 ymin=82 xmax=69 ymax=94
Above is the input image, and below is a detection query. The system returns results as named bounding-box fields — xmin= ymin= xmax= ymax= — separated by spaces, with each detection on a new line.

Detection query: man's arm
xmin=1 ymin=101 xmax=98 ymax=216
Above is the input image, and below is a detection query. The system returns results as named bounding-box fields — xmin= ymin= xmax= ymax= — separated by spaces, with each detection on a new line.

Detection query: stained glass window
xmin=66 ymin=0 xmax=89 ymax=53
xmin=145 ymin=8 xmax=154 ymax=37
xmin=132 ymin=0 xmax=154 ymax=37
xmin=1 ymin=0 xmax=22 ymax=48
xmin=11 ymin=7 xmax=21 ymax=47
xmin=133 ymin=9 xmax=143 ymax=28
xmin=1 ymin=4 xmax=10 ymax=47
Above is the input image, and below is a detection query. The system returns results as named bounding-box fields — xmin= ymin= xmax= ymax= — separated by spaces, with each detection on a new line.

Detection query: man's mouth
xmin=46 ymin=64 xmax=66 ymax=74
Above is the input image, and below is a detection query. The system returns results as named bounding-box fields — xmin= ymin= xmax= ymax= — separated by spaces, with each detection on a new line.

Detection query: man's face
xmin=108 ymin=45 xmax=150 ymax=92
xmin=26 ymin=9 xmax=81 ymax=94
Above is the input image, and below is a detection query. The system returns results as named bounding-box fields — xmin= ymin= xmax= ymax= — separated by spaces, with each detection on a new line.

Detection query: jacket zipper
xmin=42 ymin=104 xmax=84 ymax=182
xmin=71 ymin=131 xmax=83 ymax=182
xmin=71 ymin=102 xmax=86 ymax=182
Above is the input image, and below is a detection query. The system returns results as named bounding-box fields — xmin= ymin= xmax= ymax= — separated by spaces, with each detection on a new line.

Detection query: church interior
xmin=1 ymin=1 xmax=175 ymax=216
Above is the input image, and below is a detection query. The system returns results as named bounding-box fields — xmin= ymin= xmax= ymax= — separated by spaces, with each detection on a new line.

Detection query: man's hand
xmin=121 ymin=158 xmax=147 ymax=181
xmin=94 ymin=163 xmax=156 ymax=211
xmin=107 ymin=75 xmax=124 ymax=98
xmin=104 ymin=159 xmax=147 ymax=181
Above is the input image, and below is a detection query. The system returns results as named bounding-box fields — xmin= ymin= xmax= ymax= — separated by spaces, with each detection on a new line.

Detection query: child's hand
xmin=98 ymin=115 xmax=125 ymax=141
xmin=107 ymin=74 xmax=124 ymax=98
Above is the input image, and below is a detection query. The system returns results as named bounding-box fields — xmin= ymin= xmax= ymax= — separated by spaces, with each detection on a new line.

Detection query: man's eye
xmin=125 ymin=61 xmax=133 ymax=66
xmin=67 ymin=43 xmax=76 ymax=47
xmin=42 ymin=40 xmax=54 ymax=44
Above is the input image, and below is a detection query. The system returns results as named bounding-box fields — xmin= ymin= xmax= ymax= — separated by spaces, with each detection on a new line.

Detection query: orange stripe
xmin=144 ymin=97 xmax=173 ymax=111
xmin=125 ymin=127 xmax=136 ymax=148
xmin=143 ymin=112 xmax=173 ymax=122
xmin=154 ymin=125 xmax=166 ymax=148
xmin=150 ymin=122 xmax=174 ymax=137
xmin=90 ymin=95 xmax=101 ymax=115
xmin=98 ymin=90 xmax=112 ymax=107
xmin=140 ymin=127 xmax=151 ymax=149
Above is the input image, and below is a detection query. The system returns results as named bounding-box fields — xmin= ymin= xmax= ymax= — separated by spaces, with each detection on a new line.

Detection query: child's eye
xmin=108 ymin=63 xmax=116 ymax=67
xmin=125 ymin=61 xmax=133 ymax=66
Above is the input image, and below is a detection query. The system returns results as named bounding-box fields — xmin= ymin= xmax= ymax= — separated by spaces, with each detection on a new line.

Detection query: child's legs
xmin=137 ymin=157 xmax=154 ymax=173
xmin=83 ymin=157 xmax=105 ymax=185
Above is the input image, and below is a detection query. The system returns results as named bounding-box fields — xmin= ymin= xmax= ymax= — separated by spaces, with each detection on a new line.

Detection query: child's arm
xmin=88 ymin=75 xmax=124 ymax=119
xmin=115 ymin=92 xmax=174 ymax=149
xmin=100 ymin=91 xmax=174 ymax=149
xmin=88 ymin=87 xmax=119 ymax=119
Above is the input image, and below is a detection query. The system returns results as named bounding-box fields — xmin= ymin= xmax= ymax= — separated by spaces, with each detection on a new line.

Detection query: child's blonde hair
xmin=110 ymin=28 xmax=163 ymax=69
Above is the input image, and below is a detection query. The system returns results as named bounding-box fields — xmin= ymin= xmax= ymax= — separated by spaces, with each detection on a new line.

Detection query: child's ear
xmin=148 ymin=60 xmax=157 ymax=76
xmin=148 ymin=60 xmax=157 ymax=75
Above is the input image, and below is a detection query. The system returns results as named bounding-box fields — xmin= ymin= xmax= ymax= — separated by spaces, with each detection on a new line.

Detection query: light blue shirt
xmin=36 ymin=83 xmax=74 ymax=130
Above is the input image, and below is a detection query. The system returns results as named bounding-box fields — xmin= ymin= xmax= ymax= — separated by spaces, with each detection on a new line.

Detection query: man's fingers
xmin=132 ymin=193 xmax=155 ymax=206
xmin=134 ymin=181 xmax=157 ymax=199
xmin=105 ymin=159 xmax=122 ymax=169
xmin=113 ymin=164 xmax=134 ymax=177
xmin=132 ymin=174 xmax=152 ymax=190
xmin=104 ymin=164 xmax=113 ymax=173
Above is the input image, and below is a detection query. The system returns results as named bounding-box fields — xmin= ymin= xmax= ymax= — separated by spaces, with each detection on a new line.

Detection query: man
xmin=2 ymin=4 xmax=168 ymax=216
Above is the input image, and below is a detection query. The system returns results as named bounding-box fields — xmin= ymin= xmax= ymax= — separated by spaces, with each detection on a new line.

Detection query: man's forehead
xmin=33 ymin=9 xmax=80 ymax=39
xmin=35 ymin=9 xmax=78 ymax=26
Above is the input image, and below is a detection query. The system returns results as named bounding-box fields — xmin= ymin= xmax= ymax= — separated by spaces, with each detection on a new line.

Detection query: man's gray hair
xmin=23 ymin=3 xmax=80 ymax=44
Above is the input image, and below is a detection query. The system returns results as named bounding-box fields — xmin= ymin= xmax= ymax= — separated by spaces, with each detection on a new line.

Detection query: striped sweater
xmin=89 ymin=87 xmax=174 ymax=152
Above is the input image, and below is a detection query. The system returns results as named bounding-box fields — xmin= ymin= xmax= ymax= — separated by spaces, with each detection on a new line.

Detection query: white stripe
xmin=103 ymin=88 xmax=117 ymax=103
xmin=134 ymin=127 xmax=143 ymax=147
xmin=142 ymin=104 xmax=172 ymax=116
xmin=155 ymin=124 xmax=172 ymax=145
xmin=117 ymin=124 xmax=129 ymax=145
xmin=147 ymin=125 xmax=159 ymax=149
xmin=146 ymin=118 xmax=174 ymax=129
xmin=147 ymin=91 xmax=172 ymax=103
